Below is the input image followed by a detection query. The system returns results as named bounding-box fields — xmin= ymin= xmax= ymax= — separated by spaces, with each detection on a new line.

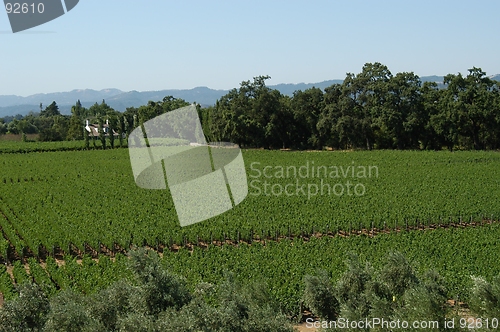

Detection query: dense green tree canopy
xmin=203 ymin=64 xmax=500 ymax=151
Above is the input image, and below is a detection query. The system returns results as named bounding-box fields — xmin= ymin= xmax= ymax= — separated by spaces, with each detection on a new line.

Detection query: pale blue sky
xmin=1 ymin=0 xmax=499 ymax=96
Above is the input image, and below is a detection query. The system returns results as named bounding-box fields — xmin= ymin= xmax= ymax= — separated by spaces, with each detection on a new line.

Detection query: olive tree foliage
xmin=303 ymin=252 xmax=454 ymax=332
xmin=43 ymin=290 xmax=98 ymax=332
xmin=392 ymin=270 xmax=450 ymax=332
xmin=469 ymin=274 xmax=500 ymax=318
xmin=0 ymin=248 xmax=294 ymax=332
xmin=0 ymin=283 xmax=49 ymax=332
xmin=303 ymin=270 xmax=339 ymax=320
xmin=335 ymin=253 xmax=374 ymax=322
xmin=84 ymin=279 xmax=136 ymax=331
xmin=156 ymin=273 xmax=294 ymax=332
xmin=127 ymin=248 xmax=192 ymax=316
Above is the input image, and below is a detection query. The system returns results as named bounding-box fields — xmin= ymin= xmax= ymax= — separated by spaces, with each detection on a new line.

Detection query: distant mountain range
xmin=1 ymin=75 xmax=499 ymax=117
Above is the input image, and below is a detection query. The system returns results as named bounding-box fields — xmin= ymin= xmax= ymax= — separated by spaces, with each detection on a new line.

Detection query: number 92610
xmin=5 ymin=3 xmax=45 ymax=14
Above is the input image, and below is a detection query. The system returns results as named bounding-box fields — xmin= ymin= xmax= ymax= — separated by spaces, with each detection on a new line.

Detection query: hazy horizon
xmin=2 ymin=0 xmax=499 ymax=96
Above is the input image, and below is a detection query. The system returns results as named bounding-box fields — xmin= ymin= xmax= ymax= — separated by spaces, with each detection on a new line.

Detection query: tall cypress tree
xmin=108 ymin=118 xmax=115 ymax=149
xmin=83 ymin=125 xmax=89 ymax=149
xmin=98 ymin=118 xmax=106 ymax=150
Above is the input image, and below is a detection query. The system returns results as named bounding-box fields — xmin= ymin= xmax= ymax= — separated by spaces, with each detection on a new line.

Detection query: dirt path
xmin=295 ymin=322 xmax=317 ymax=331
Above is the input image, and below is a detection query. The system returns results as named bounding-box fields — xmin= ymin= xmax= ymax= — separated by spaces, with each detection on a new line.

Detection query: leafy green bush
xmin=0 ymin=283 xmax=49 ymax=332
xmin=43 ymin=289 xmax=93 ymax=332
xmin=335 ymin=254 xmax=374 ymax=321
xmin=0 ymin=248 xmax=296 ymax=331
xmin=469 ymin=274 xmax=500 ymax=318
xmin=303 ymin=270 xmax=339 ymax=320
xmin=306 ymin=252 xmax=453 ymax=331
xmin=128 ymin=248 xmax=191 ymax=315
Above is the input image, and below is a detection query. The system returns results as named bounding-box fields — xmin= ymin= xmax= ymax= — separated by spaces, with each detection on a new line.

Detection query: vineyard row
xmin=1 ymin=214 xmax=497 ymax=265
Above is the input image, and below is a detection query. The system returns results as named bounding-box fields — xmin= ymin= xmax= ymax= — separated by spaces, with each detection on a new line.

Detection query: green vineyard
xmin=1 ymin=148 xmax=499 ymax=253
xmin=1 ymin=145 xmax=500 ymax=314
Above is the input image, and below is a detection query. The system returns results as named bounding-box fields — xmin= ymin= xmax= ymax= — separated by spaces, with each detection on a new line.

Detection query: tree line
xmin=0 ymin=97 xmax=190 ymax=147
xmin=200 ymin=63 xmax=500 ymax=151
xmin=1 ymin=63 xmax=500 ymax=151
